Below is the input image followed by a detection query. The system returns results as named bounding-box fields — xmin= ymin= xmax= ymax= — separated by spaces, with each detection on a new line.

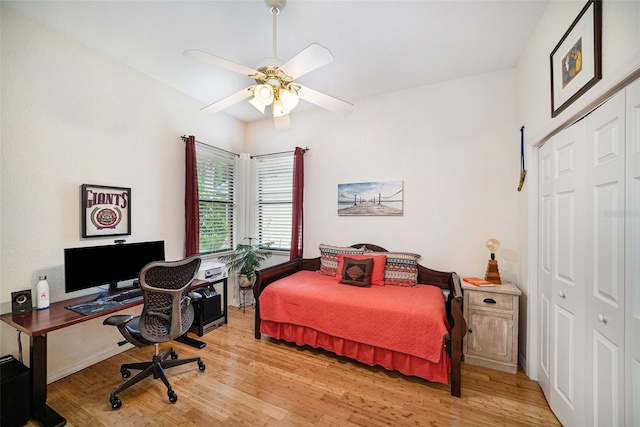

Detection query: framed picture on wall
xmin=550 ymin=0 xmax=602 ymax=118
xmin=82 ymin=184 xmax=131 ymax=238
xmin=338 ymin=180 xmax=404 ymax=216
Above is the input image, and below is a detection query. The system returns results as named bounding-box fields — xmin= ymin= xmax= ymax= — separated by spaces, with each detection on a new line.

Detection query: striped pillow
xmin=366 ymin=250 xmax=421 ymax=287
xmin=319 ymin=244 xmax=365 ymax=277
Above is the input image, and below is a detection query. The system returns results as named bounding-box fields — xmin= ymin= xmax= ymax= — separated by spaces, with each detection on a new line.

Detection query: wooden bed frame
xmin=253 ymin=244 xmax=467 ymax=397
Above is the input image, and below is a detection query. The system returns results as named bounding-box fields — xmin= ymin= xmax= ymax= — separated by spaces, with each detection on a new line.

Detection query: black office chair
xmin=103 ymin=255 xmax=206 ymax=410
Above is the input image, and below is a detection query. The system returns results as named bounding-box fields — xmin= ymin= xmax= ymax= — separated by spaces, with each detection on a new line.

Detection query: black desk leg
xmin=223 ymin=278 xmax=228 ymax=325
xmin=31 ymin=334 xmax=66 ymax=427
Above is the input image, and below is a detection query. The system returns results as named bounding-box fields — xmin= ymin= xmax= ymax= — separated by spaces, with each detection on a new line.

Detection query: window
xmin=196 ymin=143 xmax=236 ymax=254
xmin=255 ymin=153 xmax=293 ymax=251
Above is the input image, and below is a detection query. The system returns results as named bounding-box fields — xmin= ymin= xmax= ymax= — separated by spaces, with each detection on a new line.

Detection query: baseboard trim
xmin=47 ymin=343 xmax=133 ymax=384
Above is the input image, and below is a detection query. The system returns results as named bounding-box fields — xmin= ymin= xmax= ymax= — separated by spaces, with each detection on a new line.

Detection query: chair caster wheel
xmin=198 ymin=360 xmax=206 ymax=371
xmin=168 ymin=390 xmax=178 ymax=403
xmin=170 ymin=351 xmax=178 ymax=360
xmin=121 ymin=368 xmax=131 ymax=378
xmin=110 ymin=396 xmax=122 ymax=410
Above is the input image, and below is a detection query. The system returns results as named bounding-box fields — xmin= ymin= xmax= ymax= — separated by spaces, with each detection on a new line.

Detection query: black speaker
xmin=0 ymin=355 xmax=30 ymax=427
xmin=11 ymin=290 xmax=32 ymax=316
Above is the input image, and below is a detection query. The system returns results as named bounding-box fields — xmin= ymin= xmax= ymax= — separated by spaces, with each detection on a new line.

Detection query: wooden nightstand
xmin=462 ymin=281 xmax=521 ymax=374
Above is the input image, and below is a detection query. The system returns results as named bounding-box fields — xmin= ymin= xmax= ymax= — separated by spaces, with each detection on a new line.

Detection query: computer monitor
xmin=64 ymin=241 xmax=165 ymax=294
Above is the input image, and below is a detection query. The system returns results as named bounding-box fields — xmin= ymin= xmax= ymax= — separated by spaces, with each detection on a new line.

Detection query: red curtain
xmin=290 ymin=147 xmax=304 ymax=260
xmin=185 ymin=135 xmax=200 ymax=257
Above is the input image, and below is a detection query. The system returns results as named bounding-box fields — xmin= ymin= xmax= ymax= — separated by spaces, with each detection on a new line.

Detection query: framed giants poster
xmin=82 ymin=184 xmax=131 ymax=238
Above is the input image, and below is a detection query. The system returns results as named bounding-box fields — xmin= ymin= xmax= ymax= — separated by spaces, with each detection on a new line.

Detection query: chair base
xmin=109 ymin=345 xmax=205 ymax=409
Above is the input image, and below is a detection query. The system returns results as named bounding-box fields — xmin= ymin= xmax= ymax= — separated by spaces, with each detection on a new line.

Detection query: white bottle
xmin=36 ymin=275 xmax=50 ymax=310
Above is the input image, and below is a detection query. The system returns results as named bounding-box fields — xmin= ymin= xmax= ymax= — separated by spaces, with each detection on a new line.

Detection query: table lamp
xmin=484 ymin=238 xmax=502 ymax=284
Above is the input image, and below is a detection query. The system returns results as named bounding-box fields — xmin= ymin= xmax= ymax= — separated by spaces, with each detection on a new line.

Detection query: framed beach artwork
xmin=550 ymin=0 xmax=602 ymax=118
xmin=338 ymin=180 xmax=403 ymax=216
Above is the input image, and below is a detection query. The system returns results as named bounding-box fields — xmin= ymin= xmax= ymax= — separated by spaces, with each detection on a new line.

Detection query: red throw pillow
xmin=336 ymin=253 xmax=386 ymax=286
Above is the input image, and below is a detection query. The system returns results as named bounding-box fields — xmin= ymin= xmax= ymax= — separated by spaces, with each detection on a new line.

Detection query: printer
xmin=196 ymin=261 xmax=227 ymax=281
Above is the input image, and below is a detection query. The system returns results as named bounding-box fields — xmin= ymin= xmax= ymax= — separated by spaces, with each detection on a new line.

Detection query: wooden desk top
xmin=0 ymin=279 xmax=211 ymax=337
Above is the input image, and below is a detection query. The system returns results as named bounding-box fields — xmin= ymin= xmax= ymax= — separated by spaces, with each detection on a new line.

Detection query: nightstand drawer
xmin=467 ymin=290 xmax=514 ymax=311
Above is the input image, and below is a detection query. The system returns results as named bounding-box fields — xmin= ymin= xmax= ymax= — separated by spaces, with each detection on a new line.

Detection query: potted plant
xmin=218 ymin=238 xmax=273 ymax=288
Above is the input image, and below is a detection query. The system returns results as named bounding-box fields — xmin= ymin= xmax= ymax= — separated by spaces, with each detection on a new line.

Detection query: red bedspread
xmin=259 ymin=270 xmax=450 ymax=364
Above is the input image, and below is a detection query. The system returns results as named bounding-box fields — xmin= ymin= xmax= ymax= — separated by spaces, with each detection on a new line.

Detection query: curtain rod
xmin=181 ymin=136 xmax=308 ymax=159
xmin=180 ymin=135 xmax=240 ymax=157
xmin=251 ymin=147 xmax=309 ymax=159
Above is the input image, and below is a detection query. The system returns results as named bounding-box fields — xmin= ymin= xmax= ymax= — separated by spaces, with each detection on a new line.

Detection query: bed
xmin=253 ymin=244 xmax=466 ymax=397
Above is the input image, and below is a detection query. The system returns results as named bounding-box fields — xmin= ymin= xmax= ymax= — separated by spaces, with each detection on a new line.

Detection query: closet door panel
xmin=549 ymin=123 xmax=586 ymax=427
xmin=553 ymin=305 xmax=576 ymax=406
xmin=538 ymin=142 xmax=553 ymax=399
xmin=593 ymin=182 xmax=622 ymax=306
xmin=584 ymin=89 xmax=626 ymax=427
xmin=592 ymin=329 xmax=621 ymax=427
xmin=626 ymin=77 xmax=640 ymax=427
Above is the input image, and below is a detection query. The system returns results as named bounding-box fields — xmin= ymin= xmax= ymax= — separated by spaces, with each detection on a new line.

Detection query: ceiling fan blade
xmin=201 ymin=87 xmax=254 ymax=114
xmin=273 ymin=113 xmax=292 ymax=132
xmin=279 ymin=43 xmax=334 ymax=80
xmin=184 ymin=50 xmax=263 ymax=78
xmin=297 ymin=85 xmax=354 ymax=115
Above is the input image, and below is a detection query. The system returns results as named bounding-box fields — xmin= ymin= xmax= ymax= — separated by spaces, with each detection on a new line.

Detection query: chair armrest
xmin=103 ymin=314 xmax=134 ymax=326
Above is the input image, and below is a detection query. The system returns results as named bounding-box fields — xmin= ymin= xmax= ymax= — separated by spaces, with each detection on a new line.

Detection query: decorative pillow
xmin=366 ymin=251 xmax=421 ymax=287
xmin=319 ymin=244 xmax=364 ymax=277
xmin=339 ymin=257 xmax=373 ymax=287
xmin=336 ymin=254 xmax=386 ymax=286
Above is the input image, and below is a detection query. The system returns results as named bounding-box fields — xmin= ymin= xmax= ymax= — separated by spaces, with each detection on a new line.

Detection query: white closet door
xmin=584 ymin=89 xmax=626 ymax=427
xmin=625 ymin=78 xmax=640 ymax=427
xmin=538 ymin=140 xmax=553 ymax=400
xmin=550 ymin=122 xmax=587 ymax=427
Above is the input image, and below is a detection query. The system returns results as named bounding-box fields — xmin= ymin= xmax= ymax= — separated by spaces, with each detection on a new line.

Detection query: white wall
xmin=515 ymin=0 xmax=640 ymax=377
xmin=0 ymin=7 xmax=245 ymax=380
xmin=246 ymin=69 xmax=519 ymax=282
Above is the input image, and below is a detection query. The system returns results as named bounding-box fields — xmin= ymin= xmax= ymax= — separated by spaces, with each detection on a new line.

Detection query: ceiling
xmin=3 ymin=0 xmax=548 ymax=123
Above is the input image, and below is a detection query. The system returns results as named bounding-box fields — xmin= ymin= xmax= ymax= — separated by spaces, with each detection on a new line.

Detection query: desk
xmin=0 ymin=278 xmax=222 ymax=427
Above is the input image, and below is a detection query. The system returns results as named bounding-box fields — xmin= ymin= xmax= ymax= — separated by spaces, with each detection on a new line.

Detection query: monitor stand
xmin=95 ymin=282 xmax=135 ymax=300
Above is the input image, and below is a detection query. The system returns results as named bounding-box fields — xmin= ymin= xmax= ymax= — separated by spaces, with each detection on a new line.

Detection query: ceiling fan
xmin=184 ymin=0 xmax=353 ymax=132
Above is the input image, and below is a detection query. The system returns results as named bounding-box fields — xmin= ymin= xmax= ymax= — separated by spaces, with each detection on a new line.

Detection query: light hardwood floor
xmin=35 ymin=308 xmax=560 ymax=426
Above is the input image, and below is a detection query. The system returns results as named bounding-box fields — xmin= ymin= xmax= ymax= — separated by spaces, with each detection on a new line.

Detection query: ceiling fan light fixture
xmin=254 ymin=84 xmax=274 ymax=105
xmin=272 ymin=99 xmax=288 ymax=117
xmin=280 ymin=88 xmax=299 ymax=111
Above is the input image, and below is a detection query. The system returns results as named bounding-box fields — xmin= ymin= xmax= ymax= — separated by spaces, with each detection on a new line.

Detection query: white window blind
xmin=196 ymin=143 xmax=236 ymax=255
xmin=255 ymin=153 xmax=293 ymax=251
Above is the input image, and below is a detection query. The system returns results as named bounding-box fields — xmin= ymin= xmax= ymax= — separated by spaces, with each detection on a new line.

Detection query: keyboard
xmin=65 ymin=290 xmax=143 ymax=316
xmin=112 ymin=288 xmax=142 ymax=301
